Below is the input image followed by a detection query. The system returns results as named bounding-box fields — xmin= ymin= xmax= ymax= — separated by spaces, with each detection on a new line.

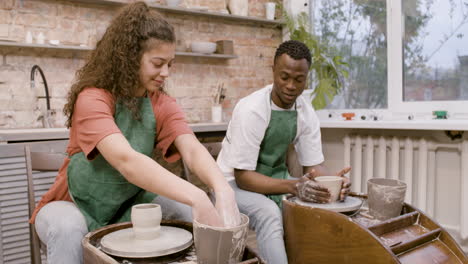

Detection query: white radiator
xmin=343 ymin=134 xmax=468 ymax=240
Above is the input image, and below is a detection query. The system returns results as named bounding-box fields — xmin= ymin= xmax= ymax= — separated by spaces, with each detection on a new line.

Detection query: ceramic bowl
xmin=315 ymin=176 xmax=343 ymax=202
xmin=165 ymin=0 xmax=182 ymax=7
xmin=191 ymin=41 xmax=217 ymax=54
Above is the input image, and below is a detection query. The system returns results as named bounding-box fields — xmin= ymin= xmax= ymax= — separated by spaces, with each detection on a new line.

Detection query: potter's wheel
xmin=100 ymin=226 xmax=193 ymax=258
xmin=291 ymin=196 xmax=363 ymax=213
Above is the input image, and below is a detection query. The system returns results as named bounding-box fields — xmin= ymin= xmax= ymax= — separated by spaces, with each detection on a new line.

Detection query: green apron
xmin=255 ymin=103 xmax=297 ymax=207
xmin=68 ymin=98 xmax=157 ymax=231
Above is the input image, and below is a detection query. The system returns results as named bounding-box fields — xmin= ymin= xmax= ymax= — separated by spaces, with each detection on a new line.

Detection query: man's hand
xmin=336 ymin=167 xmax=351 ymax=201
xmin=295 ymin=173 xmax=330 ymax=203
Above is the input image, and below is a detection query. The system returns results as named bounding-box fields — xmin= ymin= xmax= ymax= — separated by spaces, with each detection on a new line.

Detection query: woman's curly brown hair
xmin=63 ymin=1 xmax=175 ymax=128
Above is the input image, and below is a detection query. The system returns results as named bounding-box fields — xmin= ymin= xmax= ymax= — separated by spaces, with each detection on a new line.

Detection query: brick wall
xmin=0 ymin=0 xmax=282 ymax=128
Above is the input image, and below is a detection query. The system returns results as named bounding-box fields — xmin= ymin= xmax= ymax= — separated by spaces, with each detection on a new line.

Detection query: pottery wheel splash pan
xmin=100 ymin=226 xmax=193 ymax=258
xmin=291 ymin=196 xmax=363 ymax=213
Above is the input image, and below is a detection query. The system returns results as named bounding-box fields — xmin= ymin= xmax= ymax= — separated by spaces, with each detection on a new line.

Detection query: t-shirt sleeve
xmin=221 ymin=101 xmax=268 ymax=171
xmin=294 ymin=99 xmax=324 ymax=166
xmin=72 ymin=88 xmax=122 ymax=160
xmin=153 ymin=94 xmax=194 ymax=163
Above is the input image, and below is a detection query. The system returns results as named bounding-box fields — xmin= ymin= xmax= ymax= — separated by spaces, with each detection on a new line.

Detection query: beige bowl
xmin=191 ymin=41 xmax=217 ymax=54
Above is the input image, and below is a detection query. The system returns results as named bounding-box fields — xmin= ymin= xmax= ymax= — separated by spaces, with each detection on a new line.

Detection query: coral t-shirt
xmin=30 ymin=88 xmax=193 ymax=223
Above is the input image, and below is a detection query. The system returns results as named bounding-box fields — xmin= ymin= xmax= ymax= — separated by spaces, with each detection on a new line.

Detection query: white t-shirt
xmin=217 ymin=84 xmax=324 ymax=181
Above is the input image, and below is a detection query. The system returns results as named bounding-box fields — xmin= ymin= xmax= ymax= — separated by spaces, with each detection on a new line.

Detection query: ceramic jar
xmin=131 ymin=203 xmax=162 ymax=240
xmin=315 ymin=176 xmax=343 ymax=202
xmin=228 ymin=0 xmax=248 ymax=16
xmin=193 ymin=214 xmax=249 ymax=264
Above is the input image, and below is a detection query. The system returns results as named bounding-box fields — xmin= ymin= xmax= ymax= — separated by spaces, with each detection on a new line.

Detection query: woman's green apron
xmin=255 ymin=105 xmax=297 ymax=207
xmin=68 ymin=98 xmax=157 ymax=231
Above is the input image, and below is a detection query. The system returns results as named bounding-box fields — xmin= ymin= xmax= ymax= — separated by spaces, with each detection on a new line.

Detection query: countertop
xmin=3 ymin=118 xmax=465 ymax=143
xmin=0 ymin=122 xmax=229 ymax=143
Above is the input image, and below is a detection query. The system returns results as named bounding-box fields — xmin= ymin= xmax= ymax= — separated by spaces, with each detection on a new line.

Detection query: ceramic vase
xmin=193 ymin=214 xmax=249 ymax=264
xmin=131 ymin=203 xmax=162 ymax=240
xmin=228 ymin=0 xmax=248 ymax=16
xmin=315 ymin=176 xmax=343 ymax=202
xmin=367 ymin=178 xmax=407 ymax=220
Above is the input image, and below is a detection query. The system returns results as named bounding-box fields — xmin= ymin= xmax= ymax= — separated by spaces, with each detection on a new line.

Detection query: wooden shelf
xmin=175 ymin=51 xmax=237 ymax=59
xmin=67 ymin=0 xmax=284 ymax=26
xmin=0 ymin=41 xmax=92 ymax=51
xmin=0 ymin=41 xmax=238 ymax=59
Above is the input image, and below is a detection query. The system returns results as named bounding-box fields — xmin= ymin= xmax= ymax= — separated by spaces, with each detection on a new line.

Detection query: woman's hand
xmin=191 ymin=193 xmax=224 ymax=227
xmin=295 ymin=173 xmax=330 ymax=203
xmin=214 ymin=187 xmax=241 ymax=227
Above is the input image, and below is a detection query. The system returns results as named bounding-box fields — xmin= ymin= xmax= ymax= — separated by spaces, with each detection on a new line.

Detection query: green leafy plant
xmin=281 ymin=8 xmax=349 ymax=110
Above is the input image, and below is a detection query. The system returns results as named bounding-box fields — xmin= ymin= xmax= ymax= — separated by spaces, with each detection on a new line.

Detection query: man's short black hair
xmin=274 ymin=40 xmax=311 ymax=67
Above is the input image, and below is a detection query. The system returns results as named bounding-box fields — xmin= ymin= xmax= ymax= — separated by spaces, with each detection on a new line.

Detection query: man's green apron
xmin=68 ymin=98 xmax=157 ymax=231
xmin=255 ymin=104 xmax=297 ymax=207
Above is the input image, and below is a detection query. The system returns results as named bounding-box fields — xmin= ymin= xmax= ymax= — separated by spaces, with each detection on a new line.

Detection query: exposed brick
xmin=0 ymin=0 xmax=14 ymax=10
xmin=0 ymin=24 xmax=8 ymax=37
xmin=2 ymin=0 xmax=281 ymax=128
xmin=17 ymin=1 xmax=52 ymax=15
xmin=57 ymin=4 xmax=80 ymax=20
xmin=8 ymin=24 xmax=25 ymax=40
xmin=16 ymin=13 xmax=56 ymax=28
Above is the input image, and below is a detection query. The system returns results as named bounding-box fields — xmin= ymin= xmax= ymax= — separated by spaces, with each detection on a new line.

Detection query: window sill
xmin=319 ymin=119 xmax=468 ymax=131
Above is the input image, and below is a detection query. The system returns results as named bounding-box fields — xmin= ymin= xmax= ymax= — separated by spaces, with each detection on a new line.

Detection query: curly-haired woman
xmin=30 ymin=2 xmax=240 ymax=263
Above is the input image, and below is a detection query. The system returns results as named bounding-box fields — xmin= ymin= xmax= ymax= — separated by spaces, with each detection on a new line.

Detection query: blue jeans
xmin=228 ymin=180 xmax=288 ymax=264
xmin=34 ymin=196 xmax=193 ymax=264
xmin=35 ymin=201 xmax=88 ymax=264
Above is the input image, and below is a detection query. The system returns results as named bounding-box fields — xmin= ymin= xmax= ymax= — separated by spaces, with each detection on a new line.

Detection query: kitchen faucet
xmin=30 ymin=65 xmax=53 ymax=128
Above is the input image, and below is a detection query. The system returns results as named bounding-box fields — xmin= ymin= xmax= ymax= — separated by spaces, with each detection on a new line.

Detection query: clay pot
xmin=367 ymin=178 xmax=407 ymax=220
xmin=315 ymin=176 xmax=343 ymax=202
xmin=131 ymin=203 xmax=162 ymax=240
xmin=193 ymin=213 xmax=249 ymax=264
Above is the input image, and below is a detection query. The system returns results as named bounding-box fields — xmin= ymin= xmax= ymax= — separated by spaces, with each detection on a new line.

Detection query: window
xmin=312 ymin=0 xmax=387 ymax=109
xmin=311 ymin=0 xmax=468 ymax=115
xmin=403 ymin=0 xmax=468 ymax=102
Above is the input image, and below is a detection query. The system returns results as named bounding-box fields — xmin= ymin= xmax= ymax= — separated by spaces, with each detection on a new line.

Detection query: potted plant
xmin=280 ymin=7 xmax=349 ymax=110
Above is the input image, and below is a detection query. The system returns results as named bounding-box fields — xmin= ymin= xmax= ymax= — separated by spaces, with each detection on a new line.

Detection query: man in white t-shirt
xmin=217 ymin=40 xmax=351 ymax=264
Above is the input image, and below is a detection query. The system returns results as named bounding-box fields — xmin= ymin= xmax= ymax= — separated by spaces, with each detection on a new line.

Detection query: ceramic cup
xmin=211 ymin=104 xmax=222 ymax=123
xmin=367 ymin=178 xmax=407 ymax=220
xmin=265 ymin=2 xmax=276 ymax=20
xmin=193 ymin=213 xmax=249 ymax=264
xmin=131 ymin=203 xmax=162 ymax=240
xmin=315 ymin=176 xmax=343 ymax=202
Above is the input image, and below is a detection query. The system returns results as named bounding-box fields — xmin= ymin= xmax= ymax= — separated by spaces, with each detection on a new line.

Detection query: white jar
xmin=36 ymin=32 xmax=45 ymax=45
xmin=25 ymin=31 xmax=33 ymax=44
xmin=228 ymin=0 xmax=248 ymax=16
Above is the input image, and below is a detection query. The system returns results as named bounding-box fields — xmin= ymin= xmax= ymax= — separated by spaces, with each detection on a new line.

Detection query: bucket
xmin=367 ymin=178 xmax=407 ymax=220
xmin=193 ymin=214 xmax=249 ymax=264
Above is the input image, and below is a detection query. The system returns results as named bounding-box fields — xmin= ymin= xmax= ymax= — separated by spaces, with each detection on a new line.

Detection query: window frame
xmin=308 ymin=0 xmax=468 ymax=116
xmin=387 ymin=0 xmax=468 ymax=115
